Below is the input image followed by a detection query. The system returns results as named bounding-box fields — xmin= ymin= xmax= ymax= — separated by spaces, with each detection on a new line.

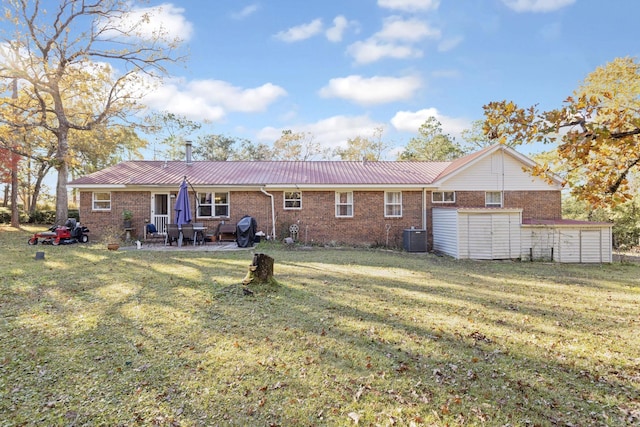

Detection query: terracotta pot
xmin=107 ymin=243 xmax=120 ymax=251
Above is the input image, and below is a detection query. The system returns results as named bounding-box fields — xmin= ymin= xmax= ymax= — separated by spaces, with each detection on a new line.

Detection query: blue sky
xmin=33 ymin=1 xmax=640 ymax=158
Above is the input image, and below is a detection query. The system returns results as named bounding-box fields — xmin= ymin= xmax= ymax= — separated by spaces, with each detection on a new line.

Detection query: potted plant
xmin=122 ymin=209 xmax=133 ymax=228
xmin=102 ymin=225 xmax=123 ymax=250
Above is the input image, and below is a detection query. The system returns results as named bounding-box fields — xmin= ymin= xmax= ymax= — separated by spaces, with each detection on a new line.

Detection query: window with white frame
xmin=284 ymin=191 xmax=302 ymax=209
xmin=432 ymin=191 xmax=455 ymax=203
xmin=197 ymin=192 xmax=229 ymax=217
xmin=92 ymin=192 xmax=111 ymax=210
xmin=485 ymin=191 xmax=502 ymax=207
xmin=384 ymin=191 xmax=402 ymax=217
xmin=335 ymin=191 xmax=353 ymax=217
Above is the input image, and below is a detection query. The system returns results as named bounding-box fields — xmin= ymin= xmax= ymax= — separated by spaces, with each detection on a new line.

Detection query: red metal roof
xmin=69 ymin=160 xmax=451 ymax=187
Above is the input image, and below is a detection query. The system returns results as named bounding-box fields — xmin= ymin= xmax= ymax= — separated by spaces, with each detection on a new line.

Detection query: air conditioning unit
xmin=403 ymin=229 xmax=427 ymax=252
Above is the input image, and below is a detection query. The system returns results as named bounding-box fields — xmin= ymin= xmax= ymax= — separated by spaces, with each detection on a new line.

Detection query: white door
xmin=151 ymin=193 xmax=170 ymax=234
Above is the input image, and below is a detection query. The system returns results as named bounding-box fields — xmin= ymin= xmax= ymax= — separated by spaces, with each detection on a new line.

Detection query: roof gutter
xmin=261 ymin=187 xmax=276 ymax=240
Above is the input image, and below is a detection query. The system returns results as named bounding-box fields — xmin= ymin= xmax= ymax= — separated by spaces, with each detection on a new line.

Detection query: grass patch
xmin=1 ymin=225 xmax=639 ymax=426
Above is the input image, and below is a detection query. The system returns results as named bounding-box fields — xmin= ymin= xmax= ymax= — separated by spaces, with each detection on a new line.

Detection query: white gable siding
xmin=432 ymin=208 xmax=459 ymax=258
xmin=438 ymin=151 xmax=558 ymax=191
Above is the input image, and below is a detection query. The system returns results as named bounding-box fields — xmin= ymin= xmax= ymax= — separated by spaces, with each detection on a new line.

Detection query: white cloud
xmin=438 ymin=35 xmax=464 ymax=52
xmin=98 ymin=3 xmax=193 ymax=43
xmin=501 ymin=0 xmax=575 ymax=12
xmin=231 ymin=4 xmax=260 ymax=20
xmin=326 ymin=15 xmax=355 ymax=42
xmin=390 ymin=108 xmax=470 ymax=138
xmin=188 ymin=80 xmax=287 ymax=112
xmin=274 ymin=19 xmax=323 ymax=42
xmin=142 ymin=78 xmax=287 ymax=122
xmin=319 ymin=75 xmax=422 ymax=106
xmin=347 ymin=16 xmax=440 ymax=64
xmin=377 ymin=16 xmax=441 ymax=42
xmin=257 ymin=115 xmax=383 ymax=151
xmin=347 ymin=40 xmax=423 ymax=64
xmin=378 ymin=0 xmax=440 ymax=12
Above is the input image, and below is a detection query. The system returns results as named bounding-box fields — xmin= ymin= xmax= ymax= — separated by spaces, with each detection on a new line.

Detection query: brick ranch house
xmin=68 ymin=143 xmax=612 ymax=262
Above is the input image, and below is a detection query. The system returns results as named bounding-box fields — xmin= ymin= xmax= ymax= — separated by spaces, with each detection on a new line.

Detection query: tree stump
xmin=242 ymin=253 xmax=275 ymax=285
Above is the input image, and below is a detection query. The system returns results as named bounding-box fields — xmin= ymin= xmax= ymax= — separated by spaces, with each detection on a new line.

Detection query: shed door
xmin=558 ymin=230 xmax=580 ymax=262
xmin=580 ymin=230 xmax=602 ymax=263
xmin=466 ymin=213 xmax=520 ymax=260
xmin=466 ymin=215 xmax=492 ymax=259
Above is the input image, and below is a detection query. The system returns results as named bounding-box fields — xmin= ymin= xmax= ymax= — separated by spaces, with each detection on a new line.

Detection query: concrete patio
xmin=119 ymin=241 xmax=254 ymax=252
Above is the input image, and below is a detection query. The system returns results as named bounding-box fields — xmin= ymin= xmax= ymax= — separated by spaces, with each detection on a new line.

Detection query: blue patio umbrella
xmin=174 ymin=178 xmax=192 ymax=227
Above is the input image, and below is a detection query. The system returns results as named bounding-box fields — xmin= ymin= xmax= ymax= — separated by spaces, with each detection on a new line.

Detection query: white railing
xmin=154 ymin=215 xmax=169 ymax=235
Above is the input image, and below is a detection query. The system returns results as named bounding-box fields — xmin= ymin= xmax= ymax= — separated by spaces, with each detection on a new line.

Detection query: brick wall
xmin=80 ymin=188 xmax=561 ymax=246
xmin=446 ymin=190 xmax=561 ymax=219
xmin=79 ymin=191 xmax=153 ymax=241
xmin=230 ymin=190 xmax=424 ymax=247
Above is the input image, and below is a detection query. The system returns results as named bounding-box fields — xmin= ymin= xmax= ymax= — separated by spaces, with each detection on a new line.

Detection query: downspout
xmin=422 ymin=187 xmax=428 ymax=251
xmin=422 ymin=187 xmax=427 ymax=230
xmin=261 ymin=187 xmax=276 ymax=240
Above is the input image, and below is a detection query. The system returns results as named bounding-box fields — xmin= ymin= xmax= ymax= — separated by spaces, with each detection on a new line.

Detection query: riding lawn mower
xmin=27 ymin=218 xmax=90 ymax=245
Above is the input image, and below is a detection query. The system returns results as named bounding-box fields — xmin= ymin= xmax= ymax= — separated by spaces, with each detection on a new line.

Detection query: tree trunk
xmin=242 ymin=253 xmax=275 ymax=285
xmin=29 ymin=162 xmax=52 ymax=215
xmin=55 ymin=130 xmax=69 ymax=225
xmin=10 ymin=152 xmax=19 ymax=228
xmin=10 ymin=77 xmax=19 ymax=228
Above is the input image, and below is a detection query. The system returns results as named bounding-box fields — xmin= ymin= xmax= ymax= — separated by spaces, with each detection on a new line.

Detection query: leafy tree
xmin=193 ymin=134 xmax=242 ymax=161
xmin=334 ymin=127 xmax=389 ymax=161
xmin=0 ymin=0 xmax=185 ymax=223
xmin=146 ymin=112 xmax=201 ymax=160
xmin=191 ymin=134 xmax=278 ymax=161
xmin=562 ymin=190 xmax=640 ymax=248
xmin=483 ymin=57 xmax=640 ymax=208
xmin=460 ymin=119 xmax=494 ymax=150
xmin=234 ymin=139 xmax=275 ymax=160
xmin=15 ymin=127 xmax=55 ymax=215
xmin=398 ymin=117 xmax=466 ymax=161
xmin=71 ymin=125 xmax=146 ymax=174
xmin=272 ymin=130 xmax=323 ymax=160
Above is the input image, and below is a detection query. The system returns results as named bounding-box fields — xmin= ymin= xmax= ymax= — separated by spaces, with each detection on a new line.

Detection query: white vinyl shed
xmin=432 ymin=209 xmax=613 ymax=263
xmin=521 ymin=219 xmax=613 ymax=263
xmin=432 ymin=207 xmax=523 ymax=260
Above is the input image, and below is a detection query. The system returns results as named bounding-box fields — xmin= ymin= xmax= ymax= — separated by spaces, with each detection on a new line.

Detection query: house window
xmin=432 ymin=191 xmax=455 ymax=203
xmin=335 ymin=191 xmax=353 ymax=217
xmin=197 ymin=192 xmax=229 ymax=217
xmin=284 ymin=191 xmax=302 ymax=209
xmin=384 ymin=191 xmax=402 ymax=217
xmin=485 ymin=191 xmax=502 ymax=207
xmin=92 ymin=192 xmax=111 ymax=210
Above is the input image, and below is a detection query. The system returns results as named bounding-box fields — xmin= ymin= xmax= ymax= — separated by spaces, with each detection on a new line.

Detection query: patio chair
xmin=217 ymin=222 xmax=237 ymax=242
xmin=165 ymin=224 xmax=181 ymax=246
xmin=181 ymin=223 xmax=196 ymax=246
xmin=144 ymin=223 xmax=165 ymax=245
xmin=192 ymin=222 xmax=206 ymax=245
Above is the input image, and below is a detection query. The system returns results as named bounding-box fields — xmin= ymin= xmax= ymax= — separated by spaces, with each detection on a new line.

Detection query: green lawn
xmin=1 ymin=225 xmax=639 ymax=426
